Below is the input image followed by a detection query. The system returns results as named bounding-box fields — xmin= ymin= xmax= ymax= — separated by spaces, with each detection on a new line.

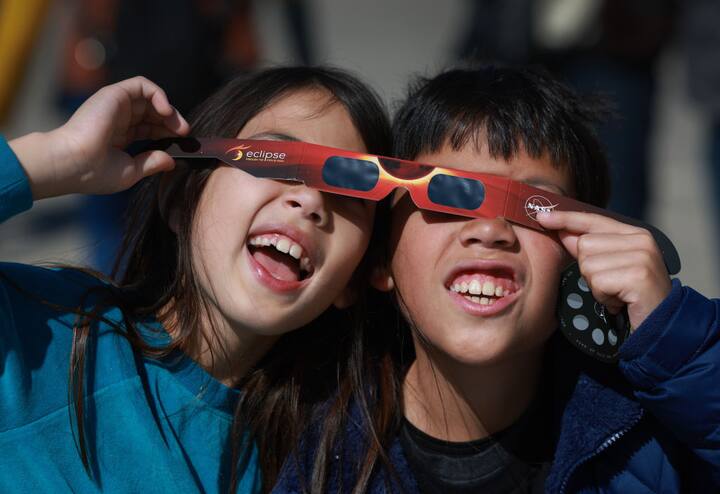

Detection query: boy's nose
xmin=282 ymin=185 xmax=328 ymax=227
xmin=458 ymin=216 xmax=517 ymax=249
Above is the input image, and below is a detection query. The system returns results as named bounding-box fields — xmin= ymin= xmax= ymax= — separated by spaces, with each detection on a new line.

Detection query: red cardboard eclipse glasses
xmin=133 ymin=137 xmax=680 ymax=276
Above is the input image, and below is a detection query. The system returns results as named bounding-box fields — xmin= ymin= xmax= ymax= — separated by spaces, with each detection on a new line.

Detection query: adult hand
xmin=537 ymin=210 xmax=672 ymax=330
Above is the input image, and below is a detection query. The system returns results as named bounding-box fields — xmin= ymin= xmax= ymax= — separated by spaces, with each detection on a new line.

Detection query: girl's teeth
xmin=495 ymin=285 xmax=504 ymax=297
xmin=469 ymin=279 xmax=481 ymax=295
xmin=289 ymin=244 xmax=302 ymax=259
xmin=249 ymin=235 xmax=307 ymax=264
xmin=480 ymin=297 xmax=489 ymax=305
xmin=276 ymin=238 xmax=290 ymax=254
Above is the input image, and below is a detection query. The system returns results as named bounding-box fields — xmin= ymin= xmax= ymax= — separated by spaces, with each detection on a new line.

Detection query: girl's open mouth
xmin=248 ymin=233 xmax=314 ymax=283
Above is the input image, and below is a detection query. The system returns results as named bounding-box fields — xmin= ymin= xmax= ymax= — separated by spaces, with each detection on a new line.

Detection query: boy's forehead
xmin=416 ymin=141 xmax=573 ymax=196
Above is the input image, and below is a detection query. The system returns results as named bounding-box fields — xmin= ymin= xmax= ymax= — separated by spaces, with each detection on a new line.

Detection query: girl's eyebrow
xmin=523 ymin=178 xmax=568 ymax=196
xmin=247 ymin=132 xmax=300 ymax=142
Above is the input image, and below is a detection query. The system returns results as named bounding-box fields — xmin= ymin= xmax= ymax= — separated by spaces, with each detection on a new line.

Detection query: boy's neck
xmin=403 ymin=344 xmax=545 ymax=442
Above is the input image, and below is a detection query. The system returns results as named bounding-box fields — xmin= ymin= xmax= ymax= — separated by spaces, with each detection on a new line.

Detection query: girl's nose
xmin=282 ymin=184 xmax=328 ymax=227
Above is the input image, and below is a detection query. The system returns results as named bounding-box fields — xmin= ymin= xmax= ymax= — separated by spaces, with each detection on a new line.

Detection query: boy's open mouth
xmin=248 ymin=233 xmax=314 ymax=282
xmin=447 ymin=269 xmax=517 ymax=306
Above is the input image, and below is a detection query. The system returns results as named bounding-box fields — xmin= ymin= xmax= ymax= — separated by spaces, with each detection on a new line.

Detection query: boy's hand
xmin=10 ymin=76 xmax=190 ymax=200
xmin=536 ymin=210 xmax=672 ymax=330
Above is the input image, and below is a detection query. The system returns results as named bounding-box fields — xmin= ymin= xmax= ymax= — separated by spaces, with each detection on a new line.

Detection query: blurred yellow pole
xmin=0 ymin=0 xmax=51 ymax=126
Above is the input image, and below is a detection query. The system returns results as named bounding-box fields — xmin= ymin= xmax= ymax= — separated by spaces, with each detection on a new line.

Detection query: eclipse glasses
xmin=134 ymin=137 xmax=680 ymax=276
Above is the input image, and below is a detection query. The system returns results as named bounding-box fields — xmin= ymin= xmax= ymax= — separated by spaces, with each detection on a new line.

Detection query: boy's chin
xmin=420 ymin=331 xmax=549 ymax=368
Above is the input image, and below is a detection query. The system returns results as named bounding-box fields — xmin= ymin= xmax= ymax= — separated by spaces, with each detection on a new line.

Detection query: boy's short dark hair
xmin=393 ymin=64 xmax=611 ymax=206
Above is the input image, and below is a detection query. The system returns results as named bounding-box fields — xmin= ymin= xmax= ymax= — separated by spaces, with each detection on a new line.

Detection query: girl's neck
xmin=160 ymin=302 xmax=279 ymax=387
xmin=403 ymin=344 xmax=544 ymax=442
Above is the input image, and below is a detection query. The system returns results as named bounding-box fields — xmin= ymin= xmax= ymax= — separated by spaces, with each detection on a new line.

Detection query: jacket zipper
xmin=558 ymin=409 xmax=644 ymax=493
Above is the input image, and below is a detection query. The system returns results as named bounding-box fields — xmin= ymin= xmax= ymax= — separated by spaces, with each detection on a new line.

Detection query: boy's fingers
xmin=579 ymin=250 xmax=657 ymax=276
xmin=575 ymin=232 xmax=660 ymax=261
xmin=556 ymin=231 xmax=580 ymax=259
xmin=536 ymin=210 xmax=639 ymax=235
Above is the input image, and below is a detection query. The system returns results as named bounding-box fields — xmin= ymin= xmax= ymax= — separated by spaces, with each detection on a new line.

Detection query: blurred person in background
xmin=58 ymin=0 xmax=260 ymax=274
xmin=457 ymin=0 xmax=677 ymax=222
xmin=537 ymin=0 xmax=677 ymax=222
xmin=682 ymin=0 xmax=720 ymax=269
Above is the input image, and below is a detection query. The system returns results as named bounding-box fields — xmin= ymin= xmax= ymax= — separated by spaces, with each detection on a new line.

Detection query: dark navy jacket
xmin=273 ymin=280 xmax=720 ymax=493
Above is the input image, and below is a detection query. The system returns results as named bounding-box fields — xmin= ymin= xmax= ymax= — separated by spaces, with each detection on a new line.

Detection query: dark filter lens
xmin=427 ymin=174 xmax=485 ymax=209
xmin=322 ymin=157 xmax=379 ymax=191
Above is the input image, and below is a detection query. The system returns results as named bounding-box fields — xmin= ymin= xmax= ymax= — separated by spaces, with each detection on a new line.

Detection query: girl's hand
xmin=536 ymin=210 xmax=672 ymax=330
xmin=10 ymin=76 xmax=190 ymax=200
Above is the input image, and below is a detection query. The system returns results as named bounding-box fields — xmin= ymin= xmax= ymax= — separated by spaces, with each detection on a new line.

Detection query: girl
xmin=274 ymin=66 xmax=720 ymax=493
xmin=1 ymin=67 xmax=391 ymax=492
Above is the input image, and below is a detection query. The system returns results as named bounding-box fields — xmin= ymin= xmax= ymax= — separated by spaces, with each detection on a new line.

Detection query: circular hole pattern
xmin=592 ymin=328 xmax=605 ymax=345
xmin=608 ymin=330 xmax=618 ymax=346
xmin=567 ymin=293 xmax=583 ymax=309
xmin=573 ymin=315 xmax=589 ymax=331
xmin=577 ymin=277 xmax=590 ymax=292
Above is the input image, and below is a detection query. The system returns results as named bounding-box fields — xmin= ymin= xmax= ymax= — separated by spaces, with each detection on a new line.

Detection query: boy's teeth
xmin=482 ymin=281 xmax=495 ymax=296
xmin=300 ymin=257 xmax=312 ymax=272
xmin=449 ymin=276 xmax=514 ymax=302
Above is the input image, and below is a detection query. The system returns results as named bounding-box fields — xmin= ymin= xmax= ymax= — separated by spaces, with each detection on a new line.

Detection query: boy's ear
xmin=334 ymin=265 xmax=395 ymax=309
xmin=370 ymin=265 xmax=395 ymax=292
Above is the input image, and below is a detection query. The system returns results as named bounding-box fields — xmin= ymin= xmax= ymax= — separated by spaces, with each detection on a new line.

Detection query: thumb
xmin=557 ymin=231 xmax=580 ymax=259
xmin=135 ymin=150 xmax=176 ymax=178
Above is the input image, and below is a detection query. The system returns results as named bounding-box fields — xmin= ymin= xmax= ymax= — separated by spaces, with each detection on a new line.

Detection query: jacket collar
xmin=544 ymin=334 xmax=643 ymax=492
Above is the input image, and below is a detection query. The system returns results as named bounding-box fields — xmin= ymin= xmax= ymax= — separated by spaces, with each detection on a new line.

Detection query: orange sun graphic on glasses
xmin=228 ymin=144 xmax=252 ymax=161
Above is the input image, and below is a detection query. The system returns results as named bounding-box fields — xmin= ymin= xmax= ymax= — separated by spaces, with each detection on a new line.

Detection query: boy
xmin=273 ymin=65 xmax=720 ymax=493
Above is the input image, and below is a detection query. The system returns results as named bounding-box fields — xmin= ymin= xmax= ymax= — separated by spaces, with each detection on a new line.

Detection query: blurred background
xmin=1 ymin=0 xmax=719 ymax=296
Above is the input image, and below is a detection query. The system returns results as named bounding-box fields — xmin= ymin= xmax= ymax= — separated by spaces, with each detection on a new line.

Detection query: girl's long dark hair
xmin=54 ymin=66 xmax=392 ymax=491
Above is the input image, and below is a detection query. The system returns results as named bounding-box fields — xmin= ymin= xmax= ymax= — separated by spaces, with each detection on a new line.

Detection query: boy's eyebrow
xmin=522 ymin=178 xmax=568 ymax=196
xmin=247 ymin=132 xmax=300 ymax=142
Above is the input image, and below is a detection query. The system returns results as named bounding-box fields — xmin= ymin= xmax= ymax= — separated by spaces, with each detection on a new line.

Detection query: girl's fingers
xmin=133 ymin=150 xmax=176 ymax=178
xmin=120 ymin=77 xmax=190 ymax=137
xmin=162 ymin=107 xmax=190 ymax=136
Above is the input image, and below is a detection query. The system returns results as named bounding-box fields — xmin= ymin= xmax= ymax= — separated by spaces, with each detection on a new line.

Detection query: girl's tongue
xmin=252 ymin=248 xmax=300 ymax=282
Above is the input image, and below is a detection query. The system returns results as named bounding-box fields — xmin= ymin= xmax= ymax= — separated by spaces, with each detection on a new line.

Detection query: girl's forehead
xmin=236 ymin=88 xmax=367 ymax=153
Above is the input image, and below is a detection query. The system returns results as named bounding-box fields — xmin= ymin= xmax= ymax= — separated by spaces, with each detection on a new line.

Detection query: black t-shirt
xmin=399 ymin=394 xmax=554 ymax=494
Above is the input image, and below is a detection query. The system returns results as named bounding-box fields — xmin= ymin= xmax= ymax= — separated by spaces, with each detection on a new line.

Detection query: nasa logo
xmin=524 ymin=195 xmax=559 ymax=220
